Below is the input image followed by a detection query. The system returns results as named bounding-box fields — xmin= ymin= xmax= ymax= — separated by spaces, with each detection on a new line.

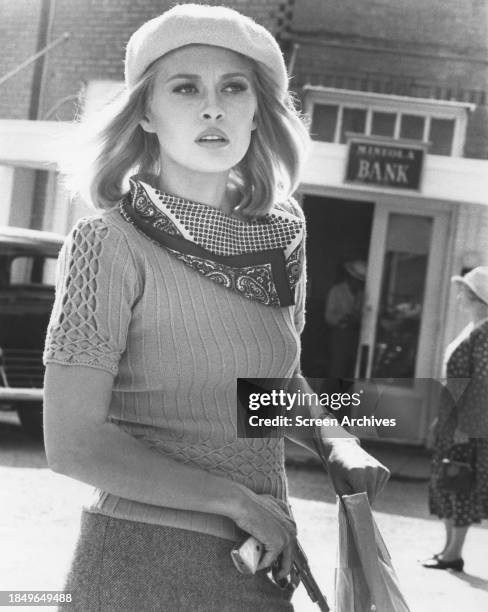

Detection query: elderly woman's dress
xmin=429 ymin=319 xmax=488 ymax=526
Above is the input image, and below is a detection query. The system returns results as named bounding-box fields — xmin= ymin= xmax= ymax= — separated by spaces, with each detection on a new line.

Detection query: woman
xmin=424 ymin=266 xmax=488 ymax=571
xmin=43 ymin=5 xmax=389 ymax=610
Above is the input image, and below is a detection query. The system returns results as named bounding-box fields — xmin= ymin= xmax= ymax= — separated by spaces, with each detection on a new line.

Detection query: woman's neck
xmin=472 ymin=304 xmax=488 ymax=325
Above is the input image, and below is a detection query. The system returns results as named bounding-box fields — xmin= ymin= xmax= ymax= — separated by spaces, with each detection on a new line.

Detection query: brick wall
xmin=289 ymin=0 xmax=488 ymax=158
xmin=40 ymin=0 xmax=172 ymax=121
xmin=293 ymin=0 xmax=488 ymax=53
xmin=1 ymin=0 xmax=486 ymax=155
xmin=0 ymin=0 xmax=283 ymax=123
xmin=0 ymin=0 xmax=43 ymax=119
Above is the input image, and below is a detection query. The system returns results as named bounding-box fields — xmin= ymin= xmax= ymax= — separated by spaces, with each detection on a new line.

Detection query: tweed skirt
xmin=59 ymin=510 xmax=295 ymax=612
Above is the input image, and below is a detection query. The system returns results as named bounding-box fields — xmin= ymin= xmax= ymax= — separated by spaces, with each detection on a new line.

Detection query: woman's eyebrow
xmin=166 ymin=73 xmax=199 ymax=82
xmin=165 ymin=71 xmax=251 ymax=83
xmin=219 ymin=72 xmax=251 ymax=80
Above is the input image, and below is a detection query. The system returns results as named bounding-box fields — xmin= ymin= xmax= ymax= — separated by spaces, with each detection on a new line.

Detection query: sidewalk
xmin=285 ymin=438 xmax=431 ymax=481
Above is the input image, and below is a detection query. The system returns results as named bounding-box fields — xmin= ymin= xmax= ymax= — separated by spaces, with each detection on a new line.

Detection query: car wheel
xmin=16 ymin=403 xmax=44 ymax=440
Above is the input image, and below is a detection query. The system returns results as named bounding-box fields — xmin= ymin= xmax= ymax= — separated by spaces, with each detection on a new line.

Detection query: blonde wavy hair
xmin=66 ymin=49 xmax=310 ymax=216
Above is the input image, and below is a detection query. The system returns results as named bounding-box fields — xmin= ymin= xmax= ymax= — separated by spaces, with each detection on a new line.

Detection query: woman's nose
xmin=201 ymin=94 xmax=224 ymax=120
xmin=201 ymin=107 xmax=224 ymax=120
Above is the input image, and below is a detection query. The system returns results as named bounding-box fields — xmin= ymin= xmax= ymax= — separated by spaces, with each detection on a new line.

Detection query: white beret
xmin=124 ymin=3 xmax=288 ymax=95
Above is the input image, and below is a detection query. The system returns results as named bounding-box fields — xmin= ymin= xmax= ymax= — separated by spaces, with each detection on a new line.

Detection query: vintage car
xmin=0 ymin=226 xmax=64 ymax=438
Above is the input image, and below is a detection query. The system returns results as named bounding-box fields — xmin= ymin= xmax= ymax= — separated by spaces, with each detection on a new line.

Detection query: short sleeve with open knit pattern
xmin=43 ymin=216 xmax=141 ymax=376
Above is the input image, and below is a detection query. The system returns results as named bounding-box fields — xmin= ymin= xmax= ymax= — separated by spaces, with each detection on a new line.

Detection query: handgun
xmin=292 ymin=541 xmax=330 ymax=612
xmin=231 ymin=537 xmax=330 ymax=612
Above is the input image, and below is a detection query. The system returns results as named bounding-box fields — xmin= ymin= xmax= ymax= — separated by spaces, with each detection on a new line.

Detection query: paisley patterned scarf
xmin=119 ymin=177 xmax=305 ymax=307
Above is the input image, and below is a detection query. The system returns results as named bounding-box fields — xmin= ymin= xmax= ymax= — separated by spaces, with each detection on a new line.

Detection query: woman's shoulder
xmin=59 ymin=209 xmax=144 ymax=295
xmin=62 ymin=208 xmax=146 ymax=277
xmin=68 ymin=207 xmax=126 ymax=236
xmin=66 ymin=207 xmax=142 ymax=250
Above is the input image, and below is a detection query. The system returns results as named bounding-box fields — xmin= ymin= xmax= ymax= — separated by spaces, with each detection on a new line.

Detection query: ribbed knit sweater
xmin=43 ymin=205 xmax=305 ymax=542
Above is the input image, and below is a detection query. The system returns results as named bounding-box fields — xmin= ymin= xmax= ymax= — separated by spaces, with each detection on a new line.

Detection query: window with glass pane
xmin=340 ymin=107 xmax=367 ymax=143
xmin=371 ymin=112 xmax=396 ymax=137
xmin=429 ymin=118 xmax=455 ymax=155
xmin=400 ymin=114 xmax=424 ymax=140
xmin=372 ymin=214 xmax=433 ymax=379
xmin=9 ymin=256 xmax=57 ymax=286
xmin=310 ymin=104 xmax=338 ymax=142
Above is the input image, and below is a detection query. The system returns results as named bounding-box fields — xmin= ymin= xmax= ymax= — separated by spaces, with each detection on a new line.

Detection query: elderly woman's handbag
xmin=438 ymin=457 xmax=475 ymax=494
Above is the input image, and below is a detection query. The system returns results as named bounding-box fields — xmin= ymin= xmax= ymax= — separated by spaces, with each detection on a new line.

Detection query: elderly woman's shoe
xmin=421 ymin=556 xmax=464 ymax=571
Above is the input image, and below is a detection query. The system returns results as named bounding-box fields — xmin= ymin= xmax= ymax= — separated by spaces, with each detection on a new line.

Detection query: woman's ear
xmin=140 ymin=113 xmax=156 ymax=134
xmin=251 ymin=116 xmax=257 ymax=131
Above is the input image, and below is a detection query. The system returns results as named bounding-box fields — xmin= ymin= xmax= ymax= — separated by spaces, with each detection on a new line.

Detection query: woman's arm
xmin=284 ymin=375 xmax=390 ymax=502
xmin=288 ymin=229 xmax=389 ymax=501
xmin=454 ymin=324 xmax=488 ymax=439
xmin=45 ymin=364 xmax=236 ymax=515
xmin=44 ymin=363 xmax=296 ymax=569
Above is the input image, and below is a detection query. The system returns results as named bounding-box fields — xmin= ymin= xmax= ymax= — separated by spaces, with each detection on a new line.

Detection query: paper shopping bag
xmin=335 ymin=492 xmax=411 ymax=612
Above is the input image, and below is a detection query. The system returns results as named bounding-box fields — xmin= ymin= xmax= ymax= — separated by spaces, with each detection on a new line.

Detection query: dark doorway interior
xmin=301 ymin=195 xmax=374 ymax=379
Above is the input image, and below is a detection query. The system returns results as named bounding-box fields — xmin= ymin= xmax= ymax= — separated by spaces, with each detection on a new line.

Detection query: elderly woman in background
xmin=424 ymin=266 xmax=488 ymax=571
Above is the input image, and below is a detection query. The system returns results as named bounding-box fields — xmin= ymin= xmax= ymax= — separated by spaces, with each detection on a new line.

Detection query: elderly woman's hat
xmin=452 ymin=266 xmax=488 ymax=305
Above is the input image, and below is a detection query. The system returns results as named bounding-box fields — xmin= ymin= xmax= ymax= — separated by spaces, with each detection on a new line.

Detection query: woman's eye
xmin=222 ymin=81 xmax=247 ymax=93
xmin=173 ymin=83 xmax=198 ymax=94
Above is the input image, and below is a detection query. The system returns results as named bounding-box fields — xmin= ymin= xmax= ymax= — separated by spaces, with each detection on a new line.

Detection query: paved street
xmin=1 ymin=413 xmax=487 ymax=611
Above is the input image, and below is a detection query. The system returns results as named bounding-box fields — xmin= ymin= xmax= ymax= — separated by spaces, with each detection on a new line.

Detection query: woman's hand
xmin=326 ymin=439 xmax=390 ymax=504
xmin=229 ymin=491 xmax=297 ymax=574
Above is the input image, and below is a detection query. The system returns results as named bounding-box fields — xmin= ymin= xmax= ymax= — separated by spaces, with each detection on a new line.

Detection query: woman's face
xmin=141 ymin=45 xmax=257 ymax=180
xmin=456 ymin=285 xmax=476 ymax=314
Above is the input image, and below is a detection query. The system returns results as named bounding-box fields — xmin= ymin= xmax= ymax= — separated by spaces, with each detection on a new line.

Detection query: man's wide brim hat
xmin=452 ymin=266 xmax=488 ymax=305
xmin=344 ymin=260 xmax=367 ymax=281
xmin=124 ymin=3 xmax=288 ymax=95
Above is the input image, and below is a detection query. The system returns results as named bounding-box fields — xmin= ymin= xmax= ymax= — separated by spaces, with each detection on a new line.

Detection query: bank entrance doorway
xmin=301 ymin=195 xmax=374 ymax=380
xmin=301 ymin=194 xmax=451 ymax=443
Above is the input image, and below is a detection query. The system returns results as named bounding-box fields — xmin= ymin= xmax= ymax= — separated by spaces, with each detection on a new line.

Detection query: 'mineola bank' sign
xmin=345 ymin=137 xmax=426 ymax=190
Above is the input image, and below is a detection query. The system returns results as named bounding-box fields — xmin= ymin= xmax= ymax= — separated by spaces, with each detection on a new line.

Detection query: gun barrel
xmin=293 ymin=544 xmax=330 ymax=612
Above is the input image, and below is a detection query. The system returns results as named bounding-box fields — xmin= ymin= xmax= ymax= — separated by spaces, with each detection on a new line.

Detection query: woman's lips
xmin=196 ymin=138 xmax=229 ymax=148
xmin=196 ymin=129 xmax=229 ymax=147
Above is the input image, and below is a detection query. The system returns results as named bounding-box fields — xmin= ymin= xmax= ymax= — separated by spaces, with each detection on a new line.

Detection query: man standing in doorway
xmin=324 ymin=260 xmax=366 ymax=379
